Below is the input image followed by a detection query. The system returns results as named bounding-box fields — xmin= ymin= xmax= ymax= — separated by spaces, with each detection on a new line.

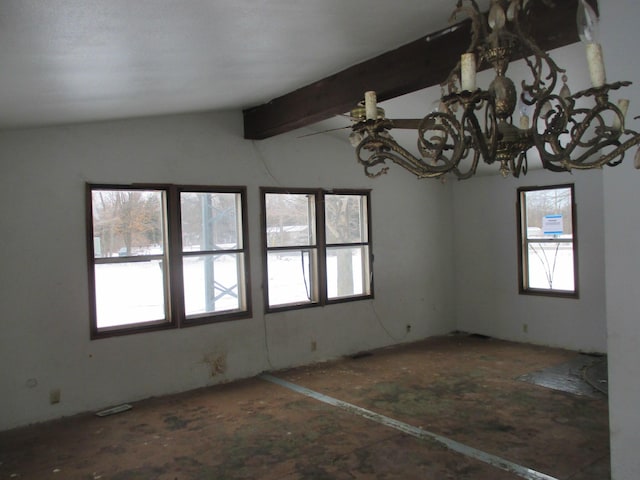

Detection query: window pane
xmin=91 ymin=190 xmax=164 ymax=258
xmin=327 ymin=246 xmax=370 ymax=299
xmin=180 ymin=192 xmax=241 ymax=251
xmin=265 ymin=193 xmax=315 ymax=247
xmin=325 ymin=194 xmax=368 ymax=244
xmin=267 ymin=249 xmax=317 ymax=306
xmin=183 ymin=253 xmax=244 ymax=316
xmin=523 ymin=187 xmax=573 ymax=238
xmin=519 ymin=185 xmax=576 ymax=295
xmin=94 ymin=261 xmax=167 ymax=328
xmin=526 ymin=242 xmax=575 ymax=291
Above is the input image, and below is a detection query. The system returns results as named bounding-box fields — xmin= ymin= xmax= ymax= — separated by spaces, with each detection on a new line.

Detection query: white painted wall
xmin=0 ymin=111 xmax=455 ymax=430
xmin=452 ymin=169 xmax=607 ymax=352
xmin=600 ymin=0 xmax=640 ymax=477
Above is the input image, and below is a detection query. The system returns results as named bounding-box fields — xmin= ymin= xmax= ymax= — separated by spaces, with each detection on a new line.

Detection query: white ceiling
xmin=0 ymin=0 xmax=466 ymax=130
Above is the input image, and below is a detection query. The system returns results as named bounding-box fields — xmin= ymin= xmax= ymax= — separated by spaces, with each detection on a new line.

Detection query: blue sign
xmin=542 ymin=214 xmax=563 ymax=235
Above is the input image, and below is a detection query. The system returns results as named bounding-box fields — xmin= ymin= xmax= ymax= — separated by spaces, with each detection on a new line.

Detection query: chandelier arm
xmin=461 ymin=109 xmax=490 ymax=175
xmin=557 ymin=135 xmax=640 ymax=170
xmin=498 ymin=1 xmax=565 ymax=104
xmin=418 ymin=112 xmax=464 ymax=161
xmin=533 ymin=97 xmax=572 ymax=159
xmin=465 ymin=101 xmax=497 ymax=162
xmin=483 ymin=99 xmax=499 ymax=159
xmin=532 ymin=92 xmax=639 ymax=170
xmin=539 ymin=158 xmax=572 ymax=173
xmin=519 ymin=54 xmax=557 ymax=104
xmin=353 ymin=107 xmax=494 ymax=180
xmin=416 ymin=95 xmax=498 ymax=179
xmin=512 ymin=33 xmax=564 ymax=103
xmin=533 ymin=94 xmax=584 ymax=158
xmin=356 ymin=133 xmax=457 ymax=179
xmin=509 ymin=152 xmax=528 ymax=178
xmin=569 ymin=107 xmax=612 ymax=149
xmin=417 ymin=107 xmax=489 ymax=179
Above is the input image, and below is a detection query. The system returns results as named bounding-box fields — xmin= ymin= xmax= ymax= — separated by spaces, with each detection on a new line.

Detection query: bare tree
xmin=92 ymin=190 xmax=162 ymax=257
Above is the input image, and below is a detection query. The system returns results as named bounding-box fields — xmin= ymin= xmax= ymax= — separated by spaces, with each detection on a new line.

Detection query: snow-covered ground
xmin=526 ymin=244 xmax=575 ymax=291
xmin=94 ymin=250 xmax=368 ymax=328
xmin=94 ymin=244 xmax=572 ymax=329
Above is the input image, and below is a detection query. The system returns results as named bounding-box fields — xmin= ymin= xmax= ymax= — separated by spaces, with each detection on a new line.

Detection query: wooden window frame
xmin=516 ymin=183 xmax=579 ymax=298
xmin=86 ymin=183 xmax=252 ymax=339
xmin=260 ymin=187 xmax=373 ymax=313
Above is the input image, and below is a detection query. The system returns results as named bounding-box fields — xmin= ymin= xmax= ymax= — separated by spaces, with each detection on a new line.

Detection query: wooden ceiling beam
xmin=243 ymin=0 xmax=589 ymax=140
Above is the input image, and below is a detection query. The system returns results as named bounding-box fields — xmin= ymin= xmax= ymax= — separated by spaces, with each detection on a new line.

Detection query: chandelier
xmin=350 ymin=0 xmax=640 ymax=180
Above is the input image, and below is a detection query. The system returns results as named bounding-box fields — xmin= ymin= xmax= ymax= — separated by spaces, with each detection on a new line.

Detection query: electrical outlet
xmin=310 ymin=340 xmax=317 ymax=352
xmin=523 ymin=323 xmax=528 ymax=334
xmin=406 ymin=324 xmax=412 ymax=333
xmin=49 ymin=388 xmax=61 ymax=405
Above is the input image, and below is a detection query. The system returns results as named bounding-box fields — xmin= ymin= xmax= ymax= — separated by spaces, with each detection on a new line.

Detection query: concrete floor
xmin=0 ymin=334 xmax=610 ymax=479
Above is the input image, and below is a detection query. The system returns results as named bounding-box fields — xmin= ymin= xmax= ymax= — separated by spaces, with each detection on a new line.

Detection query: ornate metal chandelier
xmin=350 ymin=0 xmax=640 ymax=180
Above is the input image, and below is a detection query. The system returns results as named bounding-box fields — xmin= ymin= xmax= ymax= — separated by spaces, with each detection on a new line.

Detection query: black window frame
xmin=260 ymin=187 xmax=374 ymax=313
xmin=86 ymin=183 xmax=252 ymax=339
xmin=516 ymin=183 xmax=579 ymax=298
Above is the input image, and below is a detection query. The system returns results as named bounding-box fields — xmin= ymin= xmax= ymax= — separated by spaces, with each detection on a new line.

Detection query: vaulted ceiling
xmin=0 ymin=0 xmax=583 ymax=135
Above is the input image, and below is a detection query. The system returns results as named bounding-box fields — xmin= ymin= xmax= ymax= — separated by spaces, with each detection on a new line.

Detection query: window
xmin=87 ymin=185 xmax=250 ymax=338
xmin=179 ymin=191 xmax=249 ymax=320
xmin=325 ymin=193 xmax=372 ymax=300
xmin=261 ymin=188 xmax=373 ymax=311
xmin=517 ymin=184 xmax=578 ymax=297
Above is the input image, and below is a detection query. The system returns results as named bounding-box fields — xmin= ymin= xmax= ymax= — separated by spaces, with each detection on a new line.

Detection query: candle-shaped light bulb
xmin=506 ymin=1 xmax=518 ymax=22
xmin=460 ymin=53 xmax=477 ymax=91
xmin=578 ymin=0 xmax=606 ymax=87
xmin=430 ymin=95 xmax=450 ymax=142
xmin=613 ymin=99 xmax=630 ymax=131
xmin=349 ymin=130 xmax=364 ymax=147
xmin=431 ymin=95 xmax=450 ymax=115
xmin=577 ymin=0 xmax=600 ymax=44
xmin=430 ymin=97 xmax=441 ymax=113
xmin=488 ymin=1 xmax=506 ymax=30
xmin=585 ymin=43 xmax=605 ymax=87
xmin=364 ymin=91 xmax=377 ymax=120
xmin=518 ymin=92 xmax=532 ymax=130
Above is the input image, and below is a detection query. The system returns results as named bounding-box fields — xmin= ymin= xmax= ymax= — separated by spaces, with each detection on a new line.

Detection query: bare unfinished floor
xmin=0 ymin=334 xmax=610 ymax=480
